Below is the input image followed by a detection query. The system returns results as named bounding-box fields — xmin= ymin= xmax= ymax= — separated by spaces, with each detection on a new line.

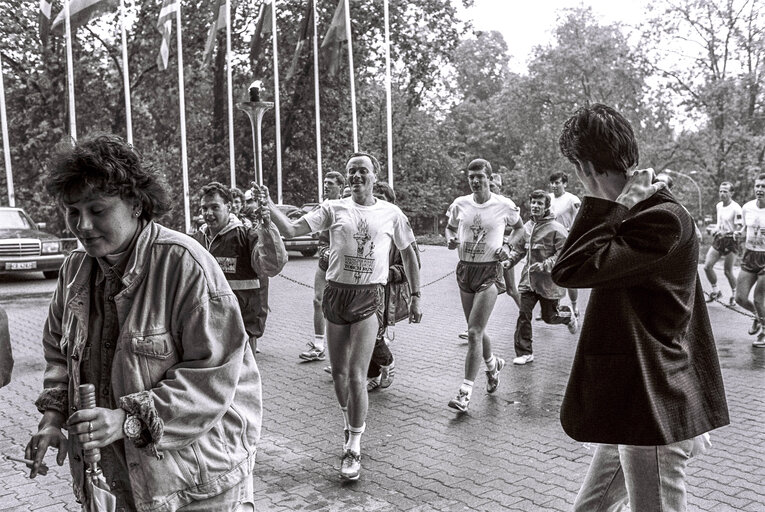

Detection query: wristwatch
xmin=122 ymin=414 xmax=142 ymax=440
xmin=410 ymin=291 xmax=421 ymax=298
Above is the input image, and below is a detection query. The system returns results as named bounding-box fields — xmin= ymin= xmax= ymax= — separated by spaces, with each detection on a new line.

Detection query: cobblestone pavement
xmin=0 ymin=246 xmax=763 ymax=511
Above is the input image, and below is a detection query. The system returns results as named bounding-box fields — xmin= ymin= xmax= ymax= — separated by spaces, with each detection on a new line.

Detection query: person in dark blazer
xmin=553 ymin=104 xmax=729 ymax=512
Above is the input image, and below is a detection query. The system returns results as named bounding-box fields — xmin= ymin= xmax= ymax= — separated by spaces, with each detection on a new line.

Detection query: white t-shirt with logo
xmin=446 ymin=193 xmax=521 ymax=263
xmin=742 ymin=200 xmax=765 ymax=251
xmin=549 ymin=191 xmax=581 ymax=230
xmin=304 ymin=197 xmax=415 ymax=285
xmin=715 ymin=200 xmax=742 ymax=234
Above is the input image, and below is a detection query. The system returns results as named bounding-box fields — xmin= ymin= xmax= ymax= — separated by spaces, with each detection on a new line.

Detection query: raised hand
xmin=616 ymin=168 xmax=666 ymax=210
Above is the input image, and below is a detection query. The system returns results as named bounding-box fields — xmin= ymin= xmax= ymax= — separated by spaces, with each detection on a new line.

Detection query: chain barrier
xmin=277 ymin=269 xmax=456 ymax=290
xmin=706 ymin=292 xmax=757 ymax=320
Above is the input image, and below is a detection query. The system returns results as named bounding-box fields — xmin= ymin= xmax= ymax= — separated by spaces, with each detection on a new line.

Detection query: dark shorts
xmin=323 ymin=281 xmax=384 ymax=325
xmin=741 ymin=250 xmax=765 ymax=276
xmin=712 ymin=233 xmax=739 ymax=256
xmin=456 ymin=260 xmax=506 ymax=295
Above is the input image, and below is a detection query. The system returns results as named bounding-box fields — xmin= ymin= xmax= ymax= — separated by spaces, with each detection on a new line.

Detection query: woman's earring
xmin=134 ymin=211 xmax=141 ymax=217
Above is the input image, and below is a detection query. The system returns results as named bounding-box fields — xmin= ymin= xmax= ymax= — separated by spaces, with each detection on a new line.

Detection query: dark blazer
xmin=552 ymin=190 xmax=729 ymax=445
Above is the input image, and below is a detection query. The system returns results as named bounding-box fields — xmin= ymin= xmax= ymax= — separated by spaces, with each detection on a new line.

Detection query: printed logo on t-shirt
xmin=344 ymin=217 xmax=376 ymax=282
xmin=215 ymin=256 xmax=237 ymax=273
xmin=464 ymin=214 xmax=487 ymax=260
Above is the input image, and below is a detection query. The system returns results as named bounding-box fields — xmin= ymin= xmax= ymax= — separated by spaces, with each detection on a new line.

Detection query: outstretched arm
xmin=401 ymin=243 xmax=422 ymax=323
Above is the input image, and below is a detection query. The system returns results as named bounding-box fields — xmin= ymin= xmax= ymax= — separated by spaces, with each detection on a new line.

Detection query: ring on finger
xmin=88 ymin=421 xmax=93 ymax=433
xmin=88 ymin=432 xmax=93 ymax=441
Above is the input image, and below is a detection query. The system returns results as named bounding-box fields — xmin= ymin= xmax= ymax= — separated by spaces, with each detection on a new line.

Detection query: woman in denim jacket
xmin=25 ymin=134 xmax=261 ymax=512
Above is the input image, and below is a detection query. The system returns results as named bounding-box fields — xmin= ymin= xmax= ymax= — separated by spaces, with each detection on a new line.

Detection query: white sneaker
xmin=380 ymin=361 xmax=395 ymax=388
xmin=513 ymin=354 xmax=534 ymax=365
xmin=754 ymin=332 xmax=765 ymax=348
xmin=458 ymin=330 xmax=469 ymax=340
xmin=567 ymin=313 xmax=579 ymax=335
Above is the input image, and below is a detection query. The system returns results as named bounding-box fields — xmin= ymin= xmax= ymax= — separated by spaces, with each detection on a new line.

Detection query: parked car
xmin=275 ymin=203 xmax=321 ymax=257
xmin=0 ymin=207 xmax=67 ymax=279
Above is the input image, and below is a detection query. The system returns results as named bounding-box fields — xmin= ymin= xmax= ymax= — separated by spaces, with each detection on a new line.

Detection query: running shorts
xmin=741 ymin=250 xmax=765 ymax=276
xmin=455 ymin=260 xmax=506 ymax=294
xmin=712 ymin=233 xmax=739 ymax=256
xmin=323 ymin=281 xmax=384 ymax=325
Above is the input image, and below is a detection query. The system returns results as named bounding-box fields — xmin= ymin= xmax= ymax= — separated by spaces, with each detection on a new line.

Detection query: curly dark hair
xmin=373 ymin=181 xmax=396 ymax=204
xmin=559 ymin=104 xmax=639 ymax=175
xmin=45 ymin=133 xmax=171 ymax=221
xmin=200 ymin=182 xmax=231 ymax=203
xmin=230 ymin=187 xmax=245 ymax=203
xmin=548 ymin=171 xmax=569 ymax=184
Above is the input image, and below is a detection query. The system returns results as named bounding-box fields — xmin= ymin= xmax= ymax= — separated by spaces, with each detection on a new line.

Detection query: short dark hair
xmin=756 ymin=173 xmax=765 ymax=182
xmin=230 ymin=187 xmax=244 ymax=202
xmin=325 ymin=171 xmax=346 ymax=187
xmin=719 ymin=181 xmax=733 ymax=190
xmin=559 ymin=104 xmax=639 ymax=175
xmin=45 ymin=133 xmax=171 ymax=221
xmin=548 ymin=172 xmax=569 ymax=184
xmin=373 ymin=182 xmax=396 ymax=204
xmin=529 ymin=189 xmax=551 ymax=209
xmin=347 ymin=152 xmax=381 ymax=175
xmin=200 ymin=181 xmax=231 ymax=203
xmin=467 ymin=158 xmax=491 ymax=175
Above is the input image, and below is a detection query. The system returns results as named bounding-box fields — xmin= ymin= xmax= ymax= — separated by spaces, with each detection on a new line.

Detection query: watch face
xmin=124 ymin=416 xmax=141 ymax=438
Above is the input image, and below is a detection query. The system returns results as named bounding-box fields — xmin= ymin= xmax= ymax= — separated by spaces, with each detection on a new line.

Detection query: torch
xmin=237 ymin=81 xmax=274 ymax=187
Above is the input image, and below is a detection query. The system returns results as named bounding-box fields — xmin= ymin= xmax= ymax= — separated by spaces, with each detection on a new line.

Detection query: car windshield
xmin=0 ymin=210 xmax=33 ymax=230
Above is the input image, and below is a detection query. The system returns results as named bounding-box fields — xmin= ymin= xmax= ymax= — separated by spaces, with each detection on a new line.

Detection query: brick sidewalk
xmin=1 ymin=246 xmax=763 ymax=511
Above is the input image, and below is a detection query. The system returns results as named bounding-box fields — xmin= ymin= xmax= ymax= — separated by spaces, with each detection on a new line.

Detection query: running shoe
xmin=299 ymin=343 xmax=326 ymax=361
xmin=448 ymin=389 xmax=470 ymax=412
xmin=754 ymin=332 xmax=765 ymax=348
xmin=748 ymin=318 xmax=761 ymax=336
xmin=567 ymin=313 xmax=579 ymax=335
xmin=458 ymin=330 xmax=469 ymax=340
xmin=367 ymin=376 xmax=381 ymax=392
xmin=513 ymin=354 xmax=534 ymax=365
xmin=705 ymin=290 xmax=722 ymax=303
xmin=380 ymin=361 xmax=395 ymax=388
xmin=485 ymin=357 xmax=505 ymax=394
xmin=729 ymin=296 xmax=736 ymax=307
xmin=340 ymin=450 xmax=361 ymax=481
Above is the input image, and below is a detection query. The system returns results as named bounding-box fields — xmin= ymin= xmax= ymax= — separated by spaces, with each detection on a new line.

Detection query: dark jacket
xmin=507 ymin=212 xmax=568 ymax=299
xmin=551 ymin=191 xmax=729 ymax=445
xmin=0 ymin=307 xmax=11 ymax=387
xmin=383 ymin=242 xmax=420 ymax=327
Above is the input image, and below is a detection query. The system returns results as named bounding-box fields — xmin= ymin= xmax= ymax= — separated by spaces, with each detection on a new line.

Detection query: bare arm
xmin=259 ymin=186 xmax=312 ymax=238
xmin=445 ymin=224 xmax=459 ymax=250
xmin=400 ymin=243 xmax=422 ymax=323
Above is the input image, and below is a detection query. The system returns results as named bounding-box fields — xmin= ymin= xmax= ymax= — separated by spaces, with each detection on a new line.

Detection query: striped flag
xmin=321 ymin=0 xmax=347 ymax=76
xmin=50 ymin=0 xmax=116 ymax=34
xmin=201 ymin=0 xmax=226 ymax=68
xmin=286 ymin=0 xmax=312 ymax=80
xmin=156 ymin=0 xmax=179 ymax=71
xmin=249 ymin=1 xmax=272 ymax=72
xmin=39 ymin=0 xmax=52 ymax=45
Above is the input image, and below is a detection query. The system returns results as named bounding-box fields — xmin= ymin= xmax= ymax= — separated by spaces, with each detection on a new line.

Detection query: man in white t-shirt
xmin=549 ymin=172 xmax=581 ymax=316
xmin=445 ymin=158 xmax=524 ymax=413
xmin=703 ymin=182 xmax=743 ymax=305
xmin=264 ymin=152 xmax=422 ymax=480
xmin=735 ymin=171 xmax=765 ymax=347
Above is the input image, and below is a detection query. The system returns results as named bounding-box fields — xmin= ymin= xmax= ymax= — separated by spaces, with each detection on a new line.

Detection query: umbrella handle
xmin=78 ymin=384 xmax=101 ymax=465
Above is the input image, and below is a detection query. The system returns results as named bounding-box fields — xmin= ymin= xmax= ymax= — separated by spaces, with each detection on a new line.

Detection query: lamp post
xmin=237 ymin=81 xmax=274 ymax=190
xmin=665 ymin=169 xmax=703 ymax=219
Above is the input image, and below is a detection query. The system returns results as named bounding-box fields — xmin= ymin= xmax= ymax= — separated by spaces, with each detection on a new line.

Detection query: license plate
xmin=6 ymin=261 xmax=37 ymax=270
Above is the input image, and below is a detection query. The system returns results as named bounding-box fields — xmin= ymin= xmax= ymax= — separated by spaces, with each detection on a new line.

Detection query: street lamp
xmin=665 ymin=169 xmax=703 ymax=220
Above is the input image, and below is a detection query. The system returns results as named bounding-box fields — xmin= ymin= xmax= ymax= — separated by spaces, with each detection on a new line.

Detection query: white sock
xmin=340 ymin=406 xmax=350 ymax=430
xmin=313 ymin=334 xmax=324 ymax=350
xmin=711 ymin=283 xmax=719 ymax=292
xmin=730 ymin=287 xmax=735 ymax=297
xmin=460 ymin=379 xmax=474 ymax=398
xmin=348 ymin=424 xmax=365 ymax=454
xmin=484 ymin=354 xmax=497 ymax=372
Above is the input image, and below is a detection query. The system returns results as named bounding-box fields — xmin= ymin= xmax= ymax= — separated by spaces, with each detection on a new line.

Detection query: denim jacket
xmin=507 ymin=213 xmax=568 ymax=299
xmin=35 ymin=222 xmax=262 ymax=512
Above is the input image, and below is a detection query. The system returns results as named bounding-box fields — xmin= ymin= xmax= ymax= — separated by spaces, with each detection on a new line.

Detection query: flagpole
xmin=175 ymin=3 xmax=191 ymax=234
xmin=383 ymin=0 xmax=393 ymax=188
xmin=343 ymin=0 xmax=358 ymax=151
xmin=312 ymin=0 xmax=322 ymax=202
xmin=271 ymin=0 xmax=283 ymax=204
xmin=226 ymin=0 xmax=236 ymax=188
xmin=120 ymin=0 xmax=133 ymax=144
xmin=64 ymin=0 xmax=77 ymax=141
xmin=0 ymin=54 xmax=14 ymax=207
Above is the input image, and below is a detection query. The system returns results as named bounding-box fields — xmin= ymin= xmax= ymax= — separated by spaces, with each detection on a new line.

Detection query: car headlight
xmin=42 ymin=241 xmax=61 ymax=254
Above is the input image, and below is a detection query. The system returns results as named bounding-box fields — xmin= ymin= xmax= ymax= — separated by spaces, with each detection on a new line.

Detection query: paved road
xmin=0 ymin=247 xmax=763 ymax=511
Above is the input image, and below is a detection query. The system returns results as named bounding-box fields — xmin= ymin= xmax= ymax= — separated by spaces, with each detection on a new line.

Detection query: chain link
xmin=706 ymin=292 xmax=757 ymax=319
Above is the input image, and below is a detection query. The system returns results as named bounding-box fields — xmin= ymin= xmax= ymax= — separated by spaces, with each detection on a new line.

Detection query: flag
xmin=321 ymin=0 xmax=347 ymax=76
xmin=286 ymin=0 xmax=313 ymax=80
xmin=39 ymin=0 xmax=52 ymax=45
xmin=249 ymin=1 xmax=272 ymax=72
xmin=201 ymin=0 xmax=227 ymax=68
xmin=50 ymin=0 xmax=116 ymax=35
xmin=156 ymin=0 xmax=179 ymax=71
